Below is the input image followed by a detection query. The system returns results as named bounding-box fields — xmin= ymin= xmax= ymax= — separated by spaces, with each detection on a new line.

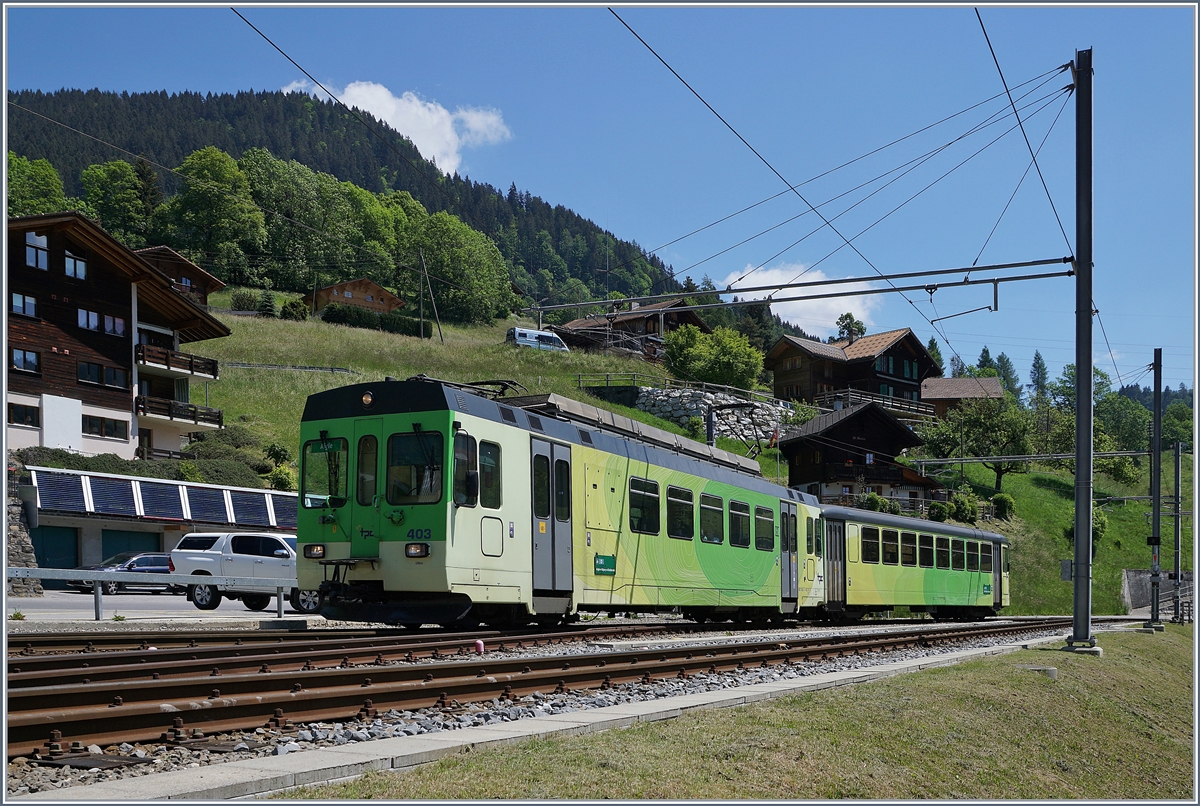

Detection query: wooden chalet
xmin=777 ymin=401 xmax=942 ymax=508
xmin=7 ymin=213 xmax=230 ymax=462
xmin=303 ymin=278 xmax=405 ymax=316
xmin=765 ymin=327 xmax=940 ymax=421
xmin=554 ymin=299 xmax=711 ymax=357
xmin=919 ymin=376 xmax=1007 ymax=419
xmin=134 ymin=245 xmax=225 ymax=306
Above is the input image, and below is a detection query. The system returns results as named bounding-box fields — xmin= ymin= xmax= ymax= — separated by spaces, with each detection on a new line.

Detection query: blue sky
xmin=5 ymin=4 xmax=1196 ymax=391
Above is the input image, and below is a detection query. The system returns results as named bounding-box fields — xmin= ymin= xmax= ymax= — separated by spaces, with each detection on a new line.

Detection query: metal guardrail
xmin=223 ymin=361 xmax=357 ymax=374
xmin=6 ymin=568 xmax=297 ymax=620
xmin=577 ymin=373 xmax=788 ymax=407
xmin=813 ymin=389 xmax=936 ymax=418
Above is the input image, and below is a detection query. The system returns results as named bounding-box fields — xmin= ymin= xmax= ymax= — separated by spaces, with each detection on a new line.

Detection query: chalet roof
xmin=767 ymin=327 xmax=940 ymax=372
xmin=8 ymin=213 xmax=230 ymax=343
xmin=777 ymin=401 xmax=924 ymax=450
xmin=920 ymin=376 xmax=1006 ymax=401
xmin=559 ymin=299 xmax=711 ymax=333
xmin=302 ymin=277 xmax=404 ymax=307
xmin=133 ymin=245 xmax=226 ymax=290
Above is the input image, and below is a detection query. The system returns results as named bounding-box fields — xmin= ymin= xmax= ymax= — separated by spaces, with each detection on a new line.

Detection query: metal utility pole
xmin=1172 ymin=441 xmax=1183 ymax=621
xmin=1069 ymin=47 xmax=1097 ymax=649
xmin=1147 ymin=348 xmax=1163 ymax=627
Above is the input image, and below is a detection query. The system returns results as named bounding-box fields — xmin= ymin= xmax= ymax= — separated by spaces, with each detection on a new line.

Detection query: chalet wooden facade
xmin=303 ymin=278 xmax=405 ymax=316
xmin=554 ymin=299 xmax=711 ymax=357
xmin=765 ymin=328 xmax=940 ymax=418
xmin=777 ymin=401 xmax=942 ymax=507
xmin=7 ymin=214 xmax=230 ymax=461
xmin=919 ymin=376 xmax=1007 ymax=419
xmin=134 ymin=245 xmax=226 ymax=306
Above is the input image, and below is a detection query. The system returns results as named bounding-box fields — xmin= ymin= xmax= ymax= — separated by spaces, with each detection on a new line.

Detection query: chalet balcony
xmin=135 ymin=446 xmax=198 ymax=461
xmin=819 ymin=463 xmax=904 ymax=485
xmin=135 ymin=344 xmax=219 ymax=380
xmin=813 ymin=388 xmax=935 ymax=420
xmin=135 ymin=395 xmax=223 ymax=431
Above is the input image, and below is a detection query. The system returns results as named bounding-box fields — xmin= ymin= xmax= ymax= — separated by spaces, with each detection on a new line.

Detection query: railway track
xmin=7 ymin=618 xmax=1075 ymax=760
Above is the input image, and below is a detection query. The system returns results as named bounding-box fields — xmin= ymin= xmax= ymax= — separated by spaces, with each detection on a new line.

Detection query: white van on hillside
xmin=505 ymin=327 xmax=569 ymax=353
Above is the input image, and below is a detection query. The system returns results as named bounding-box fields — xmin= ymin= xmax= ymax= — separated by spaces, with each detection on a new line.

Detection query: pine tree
xmin=926 ymin=337 xmax=944 ymax=377
xmin=996 ymin=352 xmax=1022 ymax=403
xmin=977 ymin=346 xmax=996 ymax=371
xmin=1028 ymin=350 xmax=1049 ymax=399
xmin=950 ymin=355 xmax=967 ymax=378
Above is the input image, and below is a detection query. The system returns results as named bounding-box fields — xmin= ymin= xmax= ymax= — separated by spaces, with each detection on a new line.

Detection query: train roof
xmin=819 ymin=505 xmax=1010 ymax=544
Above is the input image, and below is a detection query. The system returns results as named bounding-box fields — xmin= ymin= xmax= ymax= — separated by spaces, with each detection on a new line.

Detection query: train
xmin=295 ymin=376 xmax=1009 ymax=626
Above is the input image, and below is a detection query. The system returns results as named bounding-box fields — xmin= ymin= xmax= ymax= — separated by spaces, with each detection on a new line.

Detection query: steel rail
xmin=7 ymin=619 xmax=1076 ymax=759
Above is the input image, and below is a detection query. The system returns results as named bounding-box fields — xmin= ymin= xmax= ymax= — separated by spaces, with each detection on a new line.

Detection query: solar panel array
xmin=30 ymin=468 xmax=297 ymax=530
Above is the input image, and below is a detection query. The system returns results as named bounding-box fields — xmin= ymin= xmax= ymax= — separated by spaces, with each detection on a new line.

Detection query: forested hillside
xmin=8 ymin=87 xmax=821 ymax=345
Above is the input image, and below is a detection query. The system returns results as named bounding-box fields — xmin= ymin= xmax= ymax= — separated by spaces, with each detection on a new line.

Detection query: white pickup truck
xmin=169 ymin=532 xmax=321 ymax=614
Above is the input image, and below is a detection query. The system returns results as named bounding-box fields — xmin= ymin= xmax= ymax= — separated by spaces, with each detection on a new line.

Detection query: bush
xmin=951 ymin=490 xmax=979 ymax=524
xmin=380 ymin=311 xmax=432 ymax=338
xmin=887 ymin=499 xmax=903 ymax=516
xmin=279 ymin=299 xmax=309 ymax=321
xmin=265 ymin=466 xmax=296 ymax=491
xmin=229 ymin=288 xmax=258 ymax=311
xmin=992 ymin=493 xmax=1015 ymax=520
xmin=321 ymin=303 xmax=431 ymax=338
xmin=928 ymin=501 xmax=950 ymax=522
xmin=685 ymin=416 xmax=706 ymax=442
xmin=191 ymin=423 xmax=260 ymax=449
xmin=860 ymin=492 xmax=886 ymax=512
xmin=193 ymin=459 xmax=264 ymax=488
xmin=1065 ymin=503 xmax=1108 ymax=558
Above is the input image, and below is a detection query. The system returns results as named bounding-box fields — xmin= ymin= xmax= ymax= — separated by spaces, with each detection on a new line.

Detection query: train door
xmin=992 ymin=544 xmax=1003 ymax=609
xmin=824 ymin=518 xmax=846 ymax=610
xmin=531 ymin=439 xmax=573 ymax=598
xmin=350 ymin=420 xmax=382 ymax=557
xmin=780 ymin=500 xmax=798 ymax=611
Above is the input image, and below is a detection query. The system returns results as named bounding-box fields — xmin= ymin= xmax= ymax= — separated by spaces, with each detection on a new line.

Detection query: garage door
xmin=29 ymin=526 xmax=78 ymax=590
xmin=101 ymin=529 xmax=160 ymax=559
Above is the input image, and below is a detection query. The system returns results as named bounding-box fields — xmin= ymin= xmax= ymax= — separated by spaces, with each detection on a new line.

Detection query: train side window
xmin=966 ymin=541 xmax=979 ymax=572
xmin=861 ymin=527 xmax=880 ymax=563
xmin=533 ymin=455 xmax=551 ymax=519
xmin=951 ymin=538 xmax=965 ymax=571
xmin=729 ymin=501 xmax=750 ymax=548
xmin=881 ymin=529 xmax=899 ymax=565
xmin=900 ymin=532 xmax=917 ymax=567
xmin=667 ymin=486 xmax=694 ymax=540
xmin=935 ymin=537 xmax=950 ymax=569
xmin=789 ymin=513 xmax=799 ymax=553
xmin=479 ymin=442 xmax=501 ymax=509
xmin=806 ymin=517 xmax=814 ymax=555
xmin=754 ymin=506 xmax=774 ymax=551
xmin=919 ymin=535 xmax=934 ymax=568
xmin=815 ymin=516 xmax=824 ymax=557
xmin=386 ymin=432 xmax=444 ymax=505
xmin=700 ymin=494 xmax=724 ymax=544
xmin=980 ymin=542 xmax=993 ymax=573
xmin=1003 ymin=547 xmax=1010 ymax=573
xmin=302 ymin=437 xmax=349 ymax=508
xmin=629 ymin=477 xmax=660 ymax=534
xmin=554 ymin=459 xmax=571 ymax=521
xmin=453 ymin=433 xmax=478 ymax=507
xmin=356 ymin=435 xmax=378 ymax=506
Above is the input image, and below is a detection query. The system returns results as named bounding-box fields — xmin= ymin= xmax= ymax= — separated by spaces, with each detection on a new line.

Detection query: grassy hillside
xmin=185 ymin=306 xmax=1186 ymax=615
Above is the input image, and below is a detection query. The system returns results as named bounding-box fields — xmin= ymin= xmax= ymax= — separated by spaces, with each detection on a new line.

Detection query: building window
xmin=8 ymin=403 xmax=40 ymax=427
xmin=26 ymin=232 xmax=48 ymax=269
xmin=103 ymin=315 xmax=126 ymax=337
xmin=78 ymin=309 xmax=100 ymax=330
xmin=65 ymin=249 xmax=87 ymax=279
xmin=104 ymin=366 xmax=128 ymax=388
xmin=83 ymin=415 xmax=128 ymax=440
xmin=11 ymin=293 xmax=37 ymax=317
xmin=344 ymin=290 xmax=353 ymax=298
xmin=180 ymin=276 xmax=192 ymax=289
xmin=77 ymin=361 xmax=102 ymax=384
xmin=11 ymin=349 xmax=40 ymax=374
xmin=366 ymin=294 xmax=374 ymax=302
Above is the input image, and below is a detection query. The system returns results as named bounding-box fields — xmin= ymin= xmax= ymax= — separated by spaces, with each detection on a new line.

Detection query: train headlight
xmin=362 ymin=390 xmax=374 ymax=408
xmin=304 ymin=544 xmax=326 ymax=559
xmin=405 ymin=543 xmax=430 ymax=558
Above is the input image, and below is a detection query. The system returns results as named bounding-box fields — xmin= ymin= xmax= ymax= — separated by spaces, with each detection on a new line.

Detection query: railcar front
xmin=296 ymin=379 xmax=534 ymax=626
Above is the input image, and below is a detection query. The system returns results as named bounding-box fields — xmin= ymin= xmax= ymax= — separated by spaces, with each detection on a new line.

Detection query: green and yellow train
xmin=296 ymin=377 xmax=1010 ymax=626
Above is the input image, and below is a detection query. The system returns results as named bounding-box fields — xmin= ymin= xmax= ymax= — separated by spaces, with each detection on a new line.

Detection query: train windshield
xmin=301 ymin=437 xmax=349 ymax=508
xmin=387 ymin=432 xmax=444 ymax=505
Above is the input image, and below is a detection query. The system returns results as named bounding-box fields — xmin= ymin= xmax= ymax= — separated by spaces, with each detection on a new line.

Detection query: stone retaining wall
xmin=634 ymin=387 xmax=791 ymax=441
xmin=6 ymin=452 xmax=43 ymax=596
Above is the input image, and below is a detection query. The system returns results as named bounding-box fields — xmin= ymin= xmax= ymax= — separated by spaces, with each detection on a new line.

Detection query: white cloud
xmin=281 ymin=80 xmax=313 ymax=95
xmin=716 ymin=262 xmax=883 ymax=339
xmin=335 ymin=81 xmax=511 ymax=176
